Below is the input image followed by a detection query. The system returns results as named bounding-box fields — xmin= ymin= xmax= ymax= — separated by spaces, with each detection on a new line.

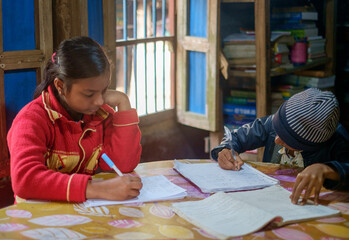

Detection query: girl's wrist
xmin=105 ymin=90 xmax=131 ymax=111
xmin=322 ymin=164 xmax=340 ymax=181
xmin=86 ymin=180 xmax=101 ymax=199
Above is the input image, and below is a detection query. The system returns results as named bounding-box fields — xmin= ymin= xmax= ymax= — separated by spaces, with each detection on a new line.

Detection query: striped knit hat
xmin=272 ymin=88 xmax=340 ymax=151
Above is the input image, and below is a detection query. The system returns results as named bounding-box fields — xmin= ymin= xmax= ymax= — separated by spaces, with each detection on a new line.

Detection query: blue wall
xmin=2 ymin=0 xmax=37 ymax=130
xmin=88 ymin=0 xmax=104 ymax=45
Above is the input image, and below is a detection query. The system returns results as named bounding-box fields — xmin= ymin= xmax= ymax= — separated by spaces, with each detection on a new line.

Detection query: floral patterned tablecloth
xmin=0 ymin=159 xmax=349 ymax=239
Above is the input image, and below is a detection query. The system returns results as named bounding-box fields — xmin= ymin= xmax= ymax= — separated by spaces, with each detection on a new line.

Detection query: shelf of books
xmin=228 ymin=57 xmax=330 ymax=78
xmin=222 ymin=3 xmax=335 ymax=135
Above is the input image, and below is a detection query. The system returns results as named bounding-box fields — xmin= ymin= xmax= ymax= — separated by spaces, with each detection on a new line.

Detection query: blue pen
xmin=101 ymin=153 xmax=124 ymax=176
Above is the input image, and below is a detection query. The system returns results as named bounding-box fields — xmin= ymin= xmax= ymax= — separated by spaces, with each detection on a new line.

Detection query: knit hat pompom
xmin=272 ymin=88 xmax=340 ymax=151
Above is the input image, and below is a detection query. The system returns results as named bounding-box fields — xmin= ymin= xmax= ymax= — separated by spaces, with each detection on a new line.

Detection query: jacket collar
xmin=42 ymin=85 xmax=110 ymax=125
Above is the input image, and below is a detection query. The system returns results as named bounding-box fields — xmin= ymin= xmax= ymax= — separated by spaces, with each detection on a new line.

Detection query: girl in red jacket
xmin=7 ymin=36 xmax=143 ymax=203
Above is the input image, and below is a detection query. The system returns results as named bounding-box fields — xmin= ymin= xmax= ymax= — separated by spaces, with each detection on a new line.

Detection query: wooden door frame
xmin=0 ymin=0 xmax=53 ymax=176
xmin=176 ymin=0 xmax=220 ymax=132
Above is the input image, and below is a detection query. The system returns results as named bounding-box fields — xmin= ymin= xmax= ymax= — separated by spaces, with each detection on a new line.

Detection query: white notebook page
xmin=84 ymin=175 xmax=187 ymax=207
xmin=174 ymin=160 xmax=279 ymax=193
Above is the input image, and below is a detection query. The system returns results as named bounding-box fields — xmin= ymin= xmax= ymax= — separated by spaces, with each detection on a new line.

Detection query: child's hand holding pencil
xmin=217 ymin=126 xmax=244 ymax=171
xmin=85 ymin=153 xmax=143 ymax=201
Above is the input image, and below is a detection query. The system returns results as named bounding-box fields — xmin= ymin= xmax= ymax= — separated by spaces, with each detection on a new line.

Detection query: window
xmin=115 ymin=0 xmax=175 ymax=116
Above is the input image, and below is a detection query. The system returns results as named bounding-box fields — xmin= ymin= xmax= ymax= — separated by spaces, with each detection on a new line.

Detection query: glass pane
xmin=2 ymin=0 xmax=36 ymax=51
xmin=188 ymin=0 xmax=207 ymax=37
xmin=151 ymin=0 xmax=167 ymax=37
xmin=188 ymin=51 xmax=206 ymax=114
xmin=4 ymin=70 xmax=37 ymax=130
xmin=115 ymin=41 xmax=172 ymax=116
xmin=116 ymin=0 xmax=136 ymax=40
xmin=116 ymin=0 xmax=170 ymax=40
xmin=161 ymin=0 xmax=169 ymax=36
xmin=88 ymin=0 xmax=104 ymax=45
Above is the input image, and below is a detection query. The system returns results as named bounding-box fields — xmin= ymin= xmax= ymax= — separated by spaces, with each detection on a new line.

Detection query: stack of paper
xmin=173 ymin=160 xmax=279 ymax=193
xmin=172 ymin=185 xmax=340 ymax=239
xmin=84 ymin=175 xmax=187 ymax=207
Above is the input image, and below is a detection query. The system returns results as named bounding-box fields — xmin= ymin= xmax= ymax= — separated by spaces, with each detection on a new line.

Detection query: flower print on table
xmin=21 ymin=227 xmax=86 ymax=239
xmin=311 ymin=224 xmax=349 ymax=238
xmin=108 ymin=219 xmax=144 ymax=228
xmin=316 ymin=217 xmax=346 ymax=223
xmin=158 ymin=224 xmax=194 ymax=239
xmin=320 ymin=191 xmax=349 ymax=202
xmin=6 ymin=209 xmax=32 ymax=218
xmin=269 ymin=175 xmax=296 ymax=182
xmin=149 ymin=204 xmax=175 ymax=219
xmin=329 ymin=202 xmax=349 ymax=215
xmin=114 ymin=231 xmax=155 ymax=239
xmin=73 ymin=203 xmax=110 ymax=216
xmin=0 ymin=223 xmax=29 ymax=232
xmin=193 ymin=227 xmax=218 ymax=239
xmin=28 ymin=214 xmax=92 ymax=226
xmin=123 ymin=202 xmax=145 ymax=208
xmin=119 ymin=207 xmax=144 ymax=218
xmin=272 ymin=227 xmax=313 ymax=240
xmin=80 ymin=226 xmax=109 ymax=234
xmin=275 ymin=169 xmax=298 ymax=175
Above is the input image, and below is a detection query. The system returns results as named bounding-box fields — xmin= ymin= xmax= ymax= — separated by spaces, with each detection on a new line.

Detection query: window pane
xmin=2 ymin=0 xmax=36 ymax=51
xmin=115 ymin=0 xmax=173 ymax=116
xmin=116 ymin=0 xmax=170 ymax=40
xmin=116 ymin=0 xmax=137 ymax=40
xmin=151 ymin=0 xmax=168 ymax=37
xmin=188 ymin=51 xmax=206 ymax=114
xmin=115 ymin=41 xmax=172 ymax=116
xmin=189 ymin=0 xmax=207 ymax=37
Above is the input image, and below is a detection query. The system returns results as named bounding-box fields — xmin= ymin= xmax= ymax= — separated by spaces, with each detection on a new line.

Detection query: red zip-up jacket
xmin=7 ymin=86 xmax=142 ymax=202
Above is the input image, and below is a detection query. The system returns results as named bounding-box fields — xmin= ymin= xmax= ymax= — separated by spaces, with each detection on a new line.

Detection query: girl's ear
xmin=53 ymin=78 xmax=64 ymax=95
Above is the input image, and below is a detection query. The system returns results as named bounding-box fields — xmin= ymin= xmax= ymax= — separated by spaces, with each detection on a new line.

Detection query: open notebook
xmin=84 ymin=175 xmax=187 ymax=207
xmin=172 ymin=185 xmax=340 ymax=239
xmin=173 ymin=160 xmax=279 ymax=193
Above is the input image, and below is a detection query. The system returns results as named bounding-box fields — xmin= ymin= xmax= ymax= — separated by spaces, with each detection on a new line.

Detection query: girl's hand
xmin=104 ymin=90 xmax=131 ymax=111
xmin=86 ymin=175 xmax=143 ymax=201
xmin=290 ymin=163 xmax=339 ymax=205
xmin=217 ymin=148 xmax=244 ymax=171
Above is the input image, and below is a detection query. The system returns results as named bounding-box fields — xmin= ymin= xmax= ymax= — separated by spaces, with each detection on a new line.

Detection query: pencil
xmin=101 ymin=153 xmax=124 ymax=176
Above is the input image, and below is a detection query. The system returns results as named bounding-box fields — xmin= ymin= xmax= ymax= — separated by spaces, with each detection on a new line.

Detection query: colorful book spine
xmin=271 ymin=11 xmax=318 ymax=21
xmin=230 ymin=90 xmax=256 ymax=98
xmin=223 ymin=104 xmax=257 ymax=117
xmin=225 ymin=97 xmax=256 ymax=106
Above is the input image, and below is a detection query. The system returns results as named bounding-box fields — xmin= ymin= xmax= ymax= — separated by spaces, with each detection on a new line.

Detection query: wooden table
xmin=0 ymin=159 xmax=349 ymax=239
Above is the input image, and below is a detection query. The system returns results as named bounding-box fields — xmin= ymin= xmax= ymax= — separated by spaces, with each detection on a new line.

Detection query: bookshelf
xmin=176 ymin=0 xmax=335 ymax=161
xmin=220 ymin=0 xmax=335 ymax=160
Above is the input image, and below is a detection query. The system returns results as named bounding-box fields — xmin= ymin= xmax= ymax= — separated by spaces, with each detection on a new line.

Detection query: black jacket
xmin=211 ymin=115 xmax=349 ymax=190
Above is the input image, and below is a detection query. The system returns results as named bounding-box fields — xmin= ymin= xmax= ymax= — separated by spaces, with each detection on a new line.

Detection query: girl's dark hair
xmin=33 ymin=36 xmax=110 ymax=99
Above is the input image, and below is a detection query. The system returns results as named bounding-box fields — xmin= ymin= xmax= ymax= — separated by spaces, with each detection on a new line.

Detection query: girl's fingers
xmin=300 ymin=180 xmax=315 ymax=205
xmin=291 ymin=177 xmax=307 ymax=204
xmin=313 ymin=184 xmax=323 ymax=205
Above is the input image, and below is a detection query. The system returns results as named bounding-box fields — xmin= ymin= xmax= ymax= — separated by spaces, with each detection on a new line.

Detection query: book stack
xmin=222 ymin=34 xmax=256 ymax=72
xmin=223 ymin=90 xmax=256 ymax=129
xmin=271 ymin=5 xmax=319 ymax=39
xmin=271 ymin=6 xmax=327 ymax=64
xmin=272 ymin=41 xmax=292 ymax=70
xmin=307 ymin=37 xmax=326 ymax=62
xmin=222 ymin=31 xmax=292 ymax=73
xmin=279 ymin=74 xmax=336 ymax=89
